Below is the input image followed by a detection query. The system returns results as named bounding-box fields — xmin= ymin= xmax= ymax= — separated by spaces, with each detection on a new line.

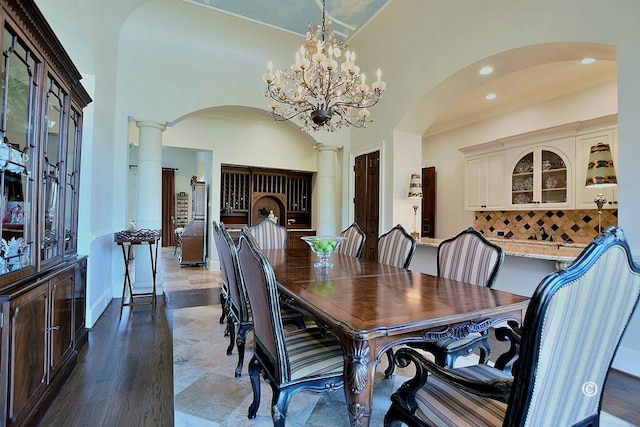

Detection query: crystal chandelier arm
xmin=331 ymin=108 xmax=367 ymax=128
xmin=333 ymin=91 xmax=382 ymax=110
xmin=271 ymin=104 xmax=316 ymax=122
xmin=299 ymin=67 xmax=322 ymax=107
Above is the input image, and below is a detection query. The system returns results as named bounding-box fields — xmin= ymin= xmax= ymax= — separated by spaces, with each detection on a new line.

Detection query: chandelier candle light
xmin=408 ymin=172 xmax=423 ymax=238
xmin=262 ymin=0 xmax=386 ymax=132
xmin=585 ymin=142 xmax=617 ymax=233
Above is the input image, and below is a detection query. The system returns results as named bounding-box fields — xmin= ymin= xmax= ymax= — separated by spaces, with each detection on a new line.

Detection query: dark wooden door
xmin=354 ymin=151 xmax=380 ymax=261
xmin=421 ymin=166 xmax=436 ymax=238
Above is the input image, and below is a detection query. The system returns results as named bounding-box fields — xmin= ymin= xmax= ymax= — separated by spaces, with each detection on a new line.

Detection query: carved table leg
xmin=344 ymin=340 xmax=375 ymax=427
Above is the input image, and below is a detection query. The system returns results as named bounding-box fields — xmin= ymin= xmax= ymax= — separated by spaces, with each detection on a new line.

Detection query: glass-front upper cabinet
xmin=509 ymin=147 xmax=572 ymax=209
xmin=0 ymin=27 xmax=39 ymax=275
xmin=41 ymin=76 xmax=67 ymax=264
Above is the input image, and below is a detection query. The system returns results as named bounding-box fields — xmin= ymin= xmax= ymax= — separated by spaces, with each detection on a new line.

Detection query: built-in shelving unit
xmin=220 ymin=165 xmax=313 ymax=230
xmin=175 ymin=192 xmax=189 ymax=228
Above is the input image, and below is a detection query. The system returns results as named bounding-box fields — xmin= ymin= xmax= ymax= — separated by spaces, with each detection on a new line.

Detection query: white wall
xmin=36 ymin=0 xmax=125 ymax=326
xmin=392 ymin=131 xmax=423 ymax=233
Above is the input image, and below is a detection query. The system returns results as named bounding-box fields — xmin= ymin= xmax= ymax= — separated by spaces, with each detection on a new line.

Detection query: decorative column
xmin=134 ymin=120 xmax=166 ymax=294
xmin=316 ymin=144 xmax=339 ymax=236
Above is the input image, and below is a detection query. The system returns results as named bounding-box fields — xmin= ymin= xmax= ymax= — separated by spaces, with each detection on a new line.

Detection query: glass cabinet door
xmin=539 ymin=149 xmax=567 ymax=204
xmin=510 ymin=148 xmax=569 ymax=208
xmin=511 ymin=152 xmax=534 ymax=205
xmin=64 ymin=107 xmax=80 ymax=254
xmin=40 ymin=76 xmax=67 ymax=263
xmin=0 ymin=27 xmax=39 ymax=275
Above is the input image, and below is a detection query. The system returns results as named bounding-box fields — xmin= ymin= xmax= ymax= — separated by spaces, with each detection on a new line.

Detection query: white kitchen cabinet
xmin=506 ymin=139 xmax=573 ymax=210
xmin=460 ymin=115 xmax=616 ymax=212
xmin=464 ymin=152 xmax=505 ymax=211
xmin=575 ymin=127 xmax=618 ymax=209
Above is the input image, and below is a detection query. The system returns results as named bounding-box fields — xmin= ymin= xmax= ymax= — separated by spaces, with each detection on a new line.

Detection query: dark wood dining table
xmin=262 ymin=247 xmax=530 ymax=427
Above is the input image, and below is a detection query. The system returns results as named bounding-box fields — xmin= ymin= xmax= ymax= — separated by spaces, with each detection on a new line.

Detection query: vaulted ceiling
xmin=182 ymin=0 xmax=391 ymax=43
xmin=181 ymin=0 xmax=616 ymax=134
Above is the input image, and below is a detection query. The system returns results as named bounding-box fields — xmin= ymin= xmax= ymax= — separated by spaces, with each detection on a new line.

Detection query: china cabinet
xmin=463 ymin=152 xmax=505 ymax=211
xmin=575 ymin=127 xmax=618 ymax=210
xmin=0 ymin=1 xmax=91 ymax=426
xmin=506 ymin=142 xmax=573 ymax=210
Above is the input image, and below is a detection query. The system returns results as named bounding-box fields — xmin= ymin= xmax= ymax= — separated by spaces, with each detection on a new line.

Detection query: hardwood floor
xmin=37 ymin=249 xmax=640 ymax=426
xmin=38 ymin=297 xmax=176 ymax=427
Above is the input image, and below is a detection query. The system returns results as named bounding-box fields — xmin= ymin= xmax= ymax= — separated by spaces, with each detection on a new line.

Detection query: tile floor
xmin=161 ymin=248 xmax=632 ymax=427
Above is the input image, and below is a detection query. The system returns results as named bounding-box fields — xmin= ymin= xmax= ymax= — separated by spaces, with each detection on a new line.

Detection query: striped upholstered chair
xmin=378 ymin=224 xmax=416 ymax=376
xmin=385 ymin=226 xmax=640 ymax=427
xmin=215 ymin=222 xmax=305 ymax=378
xmin=336 ymin=222 xmax=366 ymax=258
xmin=409 ymin=227 xmax=505 ymax=368
xmin=237 ymin=231 xmax=344 ymax=426
xmin=212 ymin=221 xmax=230 ymax=326
xmin=377 ymin=224 xmax=416 ymax=268
xmin=244 ymin=218 xmax=288 ymax=249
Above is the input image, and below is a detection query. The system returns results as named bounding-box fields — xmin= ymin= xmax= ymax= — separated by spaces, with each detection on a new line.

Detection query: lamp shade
xmin=585 ymin=143 xmax=617 ymax=187
xmin=408 ymin=173 xmax=423 ymax=198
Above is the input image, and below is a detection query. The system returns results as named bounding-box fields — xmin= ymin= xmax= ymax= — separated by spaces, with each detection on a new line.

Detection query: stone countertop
xmin=416 ymin=237 xmax=587 ymax=263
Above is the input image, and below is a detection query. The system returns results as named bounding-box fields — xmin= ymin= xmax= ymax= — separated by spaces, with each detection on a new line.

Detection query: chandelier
xmin=262 ymin=0 xmax=386 ymax=132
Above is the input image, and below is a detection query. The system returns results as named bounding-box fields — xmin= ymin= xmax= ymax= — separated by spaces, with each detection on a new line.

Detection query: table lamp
xmin=585 ymin=142 xmax=617 ymax=233
xmin=408 ymin=172 xmax=423 ymax=238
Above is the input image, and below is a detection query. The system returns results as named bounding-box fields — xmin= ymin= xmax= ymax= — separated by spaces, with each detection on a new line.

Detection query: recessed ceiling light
xmin=581 ymin=57 xmax=596 ymax=65
xmin=485 ymin=93 xmax=497 ymax=100
xmin=479 ymin=66 xmax=494 ymax=75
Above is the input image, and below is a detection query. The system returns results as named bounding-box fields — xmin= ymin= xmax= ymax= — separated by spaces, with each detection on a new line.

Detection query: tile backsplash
xmin=474 ymin=209 xmax=618 ymax=243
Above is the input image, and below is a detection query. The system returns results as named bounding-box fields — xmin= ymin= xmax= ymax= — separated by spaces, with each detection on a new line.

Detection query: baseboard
xmin=87 ymin=287 xmax=112 ymax=328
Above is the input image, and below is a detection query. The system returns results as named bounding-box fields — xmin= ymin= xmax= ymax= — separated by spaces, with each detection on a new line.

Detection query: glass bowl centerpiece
xmin=301 ymin=236 xmax=347 ymax=268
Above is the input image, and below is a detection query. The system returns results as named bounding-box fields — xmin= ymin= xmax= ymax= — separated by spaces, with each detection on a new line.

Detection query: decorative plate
xmin=545 ymin=175 xmax=559 ymax=189
xmin=515 ymin=161 xmax=532 ymax=173
xmin=512 ymin=178 xmax=524 ymax=191
xmin=523 ymin=177 xmax=533 ymax=190
xmin=514 ymin=194 xmax=530 ymax=204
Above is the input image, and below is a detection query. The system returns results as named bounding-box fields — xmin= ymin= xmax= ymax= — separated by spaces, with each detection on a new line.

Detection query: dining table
xmin=262 ymin=247 xmax=530 ymax=427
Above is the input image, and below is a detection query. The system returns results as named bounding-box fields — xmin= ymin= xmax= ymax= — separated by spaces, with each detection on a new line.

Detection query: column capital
xmin=315 ymin=144 xmax=340 ymax=153
xmin=132 ymin=118 xmax=167 ymax=131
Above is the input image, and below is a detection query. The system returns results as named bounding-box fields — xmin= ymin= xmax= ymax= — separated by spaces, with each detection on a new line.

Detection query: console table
xmin=114 ymin=229 xmax=160 ymax=319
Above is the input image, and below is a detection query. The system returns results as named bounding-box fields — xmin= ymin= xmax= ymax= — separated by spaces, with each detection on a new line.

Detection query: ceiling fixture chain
xmin=262 ymin=0 xmax=386 ymax=132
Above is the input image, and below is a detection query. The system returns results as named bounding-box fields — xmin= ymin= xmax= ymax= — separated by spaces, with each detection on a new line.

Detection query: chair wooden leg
xmin=494 ymin=327 xmax=520 ymax=375
xmin=235 ymin=324 xmax=251 ymax=378
xmin=248 ymin=356 xmax=261 ymax=419
xmin=478 ymin=341 xmax=491 ymax=364
xmin=384 ymin=348 xmax=396 ymax=378
xmin=271 ymin=387 xmax=290 ymax=427
xmin=226 ymin=316 xmax=235 ymax=355
xmin=384 ymin=403 xmax=407 ymax=427
xmin=219 ymin=289 xmax=227 ymax=324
